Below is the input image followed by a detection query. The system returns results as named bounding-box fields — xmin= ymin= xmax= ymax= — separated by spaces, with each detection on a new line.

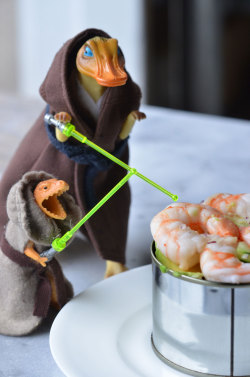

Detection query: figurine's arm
xmin=104 ymin=260 xmax=128 ymax=278
xmin=54 ymin=112 xmax=71 ymax=142
xmin=24 ymin=241 xmax=48 ymax=267
xmin=119 ymin=110 xmax=146 ymax=140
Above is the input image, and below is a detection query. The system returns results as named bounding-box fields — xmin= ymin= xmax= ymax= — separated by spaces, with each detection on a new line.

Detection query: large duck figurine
xmin=0 ymin=28 xmax=145 ymax=278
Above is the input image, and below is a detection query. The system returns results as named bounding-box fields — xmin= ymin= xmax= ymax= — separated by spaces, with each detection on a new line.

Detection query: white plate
xmin=50 ymin=265 xmax=186 ymax=377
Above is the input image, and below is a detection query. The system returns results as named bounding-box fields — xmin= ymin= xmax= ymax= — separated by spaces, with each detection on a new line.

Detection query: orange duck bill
xmin=76 ymin=36 xmax=128 ymax=87
xmin=34 ymin=179 xmax=69 ymax=220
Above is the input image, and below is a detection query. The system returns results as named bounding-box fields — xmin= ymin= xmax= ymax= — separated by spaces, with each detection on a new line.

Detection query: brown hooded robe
xmin=0 ymin=29 xmax=142 ymax=264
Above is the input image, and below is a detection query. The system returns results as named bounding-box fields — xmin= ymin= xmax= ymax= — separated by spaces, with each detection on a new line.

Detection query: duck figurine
xmin=0 ymin=28 xmax=145 ymax=279
xmin=0 ymin=171 xmax=82 ymax=335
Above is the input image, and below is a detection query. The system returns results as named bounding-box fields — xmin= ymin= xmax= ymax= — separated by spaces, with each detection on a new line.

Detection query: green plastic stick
xmin=52 ymin=170 xmax=134 ymax=251
xmin=45 ymin=114 xmax=178 ymax=252
xmin=61 ymin=122 xmax=178 ymax=201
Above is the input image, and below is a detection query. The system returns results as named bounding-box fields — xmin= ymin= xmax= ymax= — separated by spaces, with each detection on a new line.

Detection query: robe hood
xmin=39 ymin=29 xmax=110 ymax=116
xmin=39 ymin=28 xmax=141 ymax=150
xmin=6 ymin=171 xmax=82 ymax=247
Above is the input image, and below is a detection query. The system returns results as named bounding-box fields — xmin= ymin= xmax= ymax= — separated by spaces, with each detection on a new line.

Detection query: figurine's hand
xmin=55 ymin=112 xmax=72 ymax=123
xmin=119 ymin=110 xmax=146 ymax=140
xmin=24 ymin=241 xmax=48 ymax=267
xmin=130 ymin=110 xmax=146 ymax=121
xmin=54 ymin=112 xmax=72 ymax=142
xmin=104 ymin=260 xmax=128 ymax=278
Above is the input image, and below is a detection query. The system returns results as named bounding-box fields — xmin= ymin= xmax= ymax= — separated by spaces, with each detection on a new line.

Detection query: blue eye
xmin=84 ymin=46 xmax=93 ymax=57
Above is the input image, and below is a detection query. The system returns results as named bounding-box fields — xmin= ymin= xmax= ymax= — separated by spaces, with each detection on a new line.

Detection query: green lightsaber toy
xmin=41 ymin=114 xmax=178 ymax=261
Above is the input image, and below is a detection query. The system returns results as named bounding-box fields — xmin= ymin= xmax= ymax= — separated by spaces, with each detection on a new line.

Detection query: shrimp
xmin=204 ymin=193 xmax=250 ymax=219
xmin=150 ymin=202 xmax=239 ymax=270
xmin=200 ymin=236 xmax=250 ymax=284
xmin=204 ymin=193 xmax=250 ymax=245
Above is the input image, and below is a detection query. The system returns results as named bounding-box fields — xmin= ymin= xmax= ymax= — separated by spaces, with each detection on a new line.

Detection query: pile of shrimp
xmin=150 ymin=194 xmax=250 ymax=284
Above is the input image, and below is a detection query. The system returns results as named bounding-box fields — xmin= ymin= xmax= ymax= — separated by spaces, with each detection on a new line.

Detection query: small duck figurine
xmin=0 ymin=171 xmax=82 ymax=336
xmin=0 ymin=28 xmax=145 ymax=279
xmin=24 ymin=177 xmax=71 ymax=266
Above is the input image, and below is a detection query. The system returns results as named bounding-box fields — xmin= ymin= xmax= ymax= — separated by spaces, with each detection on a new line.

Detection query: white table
xmin=0 ymin=95 xmax=250 ymax=376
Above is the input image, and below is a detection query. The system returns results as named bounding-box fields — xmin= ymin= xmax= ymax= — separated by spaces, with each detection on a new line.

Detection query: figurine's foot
xmin=54 ymin=112 xmax=72 ymax=142
xmin=104 ymin=260 xmax=128 ymax=278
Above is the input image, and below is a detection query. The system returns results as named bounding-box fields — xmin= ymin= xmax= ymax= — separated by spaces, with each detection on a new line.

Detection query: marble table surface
xmin=0 ymin=94 xmax=250 ymax=376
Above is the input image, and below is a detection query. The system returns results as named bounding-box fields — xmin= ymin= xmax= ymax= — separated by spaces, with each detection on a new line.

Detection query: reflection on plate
xmin=50 ymin=265 xmax=186 ymax=377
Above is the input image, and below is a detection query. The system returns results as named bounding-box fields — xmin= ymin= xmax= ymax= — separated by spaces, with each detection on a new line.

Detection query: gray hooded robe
xmin=0 ymin=171 xmax=82 ymax=336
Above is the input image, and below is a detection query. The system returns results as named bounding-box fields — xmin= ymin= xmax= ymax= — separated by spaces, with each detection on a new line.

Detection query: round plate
xmin=50 ymin=265 xmax=186 ymax=377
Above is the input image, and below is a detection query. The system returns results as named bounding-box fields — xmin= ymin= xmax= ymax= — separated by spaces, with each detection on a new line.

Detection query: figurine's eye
xmin=84 ymin=46 xmax=93 ymax=57
xmin=43 ymin=186 xmax=48 ymax=190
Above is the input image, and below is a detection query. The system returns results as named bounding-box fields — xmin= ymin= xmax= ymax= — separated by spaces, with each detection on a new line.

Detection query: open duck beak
xmin=76 ymin=37 xmax=128 ymax=87
xmin=34 ymin=179 xmax=69 ymax=220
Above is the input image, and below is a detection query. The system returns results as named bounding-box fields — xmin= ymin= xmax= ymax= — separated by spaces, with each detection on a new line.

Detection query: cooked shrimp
xmin=204 ymin=193 xmax=250 ymax=245
xmin=200 ymin=236 xmax=250 ymax=284
xmin=204 ymin=193 xmax=250 ymax=218
xmin=150 ymin=202 xmax=239 ymax=270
